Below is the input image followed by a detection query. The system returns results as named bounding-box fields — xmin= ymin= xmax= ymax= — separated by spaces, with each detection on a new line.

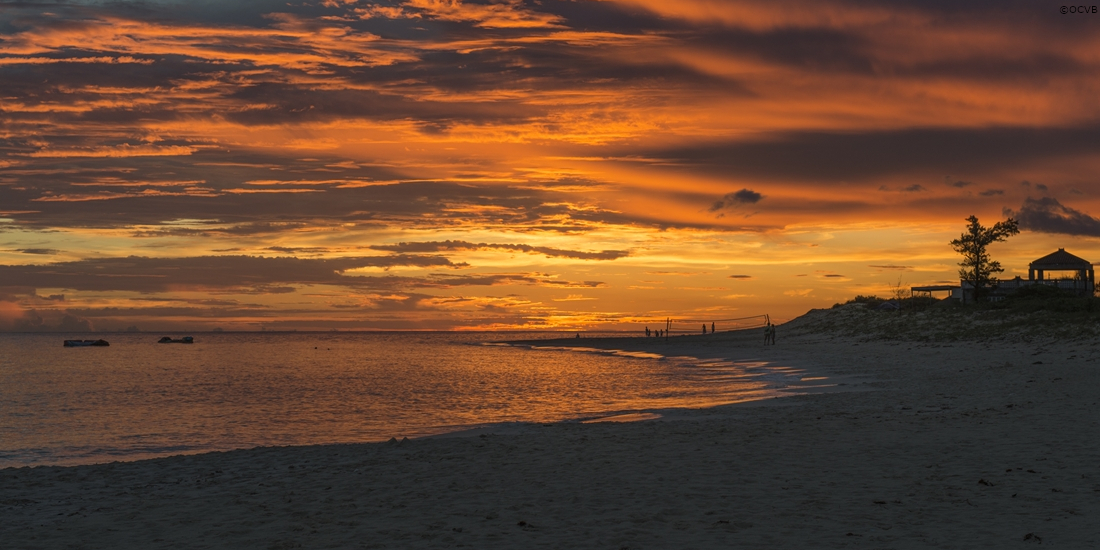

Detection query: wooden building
xmin=913 ymin=248 xmax=1095 ymax=302
xmin=995 ymin=248 xmax=1094 ymax=297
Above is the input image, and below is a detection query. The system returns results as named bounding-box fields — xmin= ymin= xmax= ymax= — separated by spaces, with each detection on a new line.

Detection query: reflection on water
xmin=0 ymin=332 xmax=823 ymax=467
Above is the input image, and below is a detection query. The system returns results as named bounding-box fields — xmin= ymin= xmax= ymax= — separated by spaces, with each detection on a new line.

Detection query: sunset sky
xmin=2 ymin=0 xmax=1100 ymax=331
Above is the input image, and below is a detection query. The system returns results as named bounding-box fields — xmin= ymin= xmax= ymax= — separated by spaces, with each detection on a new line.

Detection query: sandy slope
xmin=3 ymin=313 xmax=1099 ymax=549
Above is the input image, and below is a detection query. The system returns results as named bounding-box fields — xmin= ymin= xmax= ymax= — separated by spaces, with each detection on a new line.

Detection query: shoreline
xmin=3 ymin=321 xmax=1098 ymax=547
xmin=429 ymin=328 xmax=863 ymax=443
xmin=1 ymin=328 xmax=833 ymax=470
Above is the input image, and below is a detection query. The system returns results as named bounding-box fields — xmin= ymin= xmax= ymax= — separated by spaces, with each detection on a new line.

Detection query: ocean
xmin=0 ymin=332 xmax=814 ymax=468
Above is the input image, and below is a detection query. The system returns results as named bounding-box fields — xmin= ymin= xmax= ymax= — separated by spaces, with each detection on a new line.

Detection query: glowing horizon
xmin=3 ymin=0 xmax=1100 ymax=332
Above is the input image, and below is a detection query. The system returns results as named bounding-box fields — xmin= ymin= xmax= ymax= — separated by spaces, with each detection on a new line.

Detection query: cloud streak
xmin=0 ymin=255 xmax=609 ymax=294
xmin=370 ymin=240 xmax=629 ymax=260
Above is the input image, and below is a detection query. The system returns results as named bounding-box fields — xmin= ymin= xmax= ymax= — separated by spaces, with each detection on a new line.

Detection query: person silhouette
xmin=702 ymin=324 xmax=707 ymax=334
xmin=711 ymin=322 xmax=715 ymax=334
xmin=645 ymin=326 xmax=650 ymax=337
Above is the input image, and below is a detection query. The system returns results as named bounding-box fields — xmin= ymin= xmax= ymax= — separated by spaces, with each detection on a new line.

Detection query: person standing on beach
xmin=645 ymin=326 xmax=650 ymax=337
xmin=764 ymin=323 xmax=771 ymax=345
xmin=769 ymin=324 xmax=777 ymax=345
xmin=711 ymin=322 xmax=715 ymax=334
xmin=702 ymin=324 xmax=707 ymax=334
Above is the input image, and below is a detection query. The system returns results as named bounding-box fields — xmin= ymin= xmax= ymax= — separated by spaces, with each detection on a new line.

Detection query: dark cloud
xmin=4 ymin=0 xmax=1090 ymax=237
xmin=64 ymin=304 xmax=280 ymax=320
xmin=901 ymin=52 xmax=1087 ymax=82
xmin=0 ymin=255 xmax=603 ymax=293
xmin=0 ymin=164 xmax=533 ymax=229
xmin=131 ymin=296 xmax=253 ymax=308
xmin=903 ymin=184 xmax=924 ymax=192
xmin=222 ymin=84 xmax=541 ymax=127
xmin=0 ymin=164 xmax=718 ymax=233
xmin=695 ymin=27 xmax=872 ymax=74
xmin=950 ymin=180 xmax=973 ymax=188
xmin=370 ymin=240 xmax=629 ymax=260
xmin=14 ymin=248 xmax=59 ymax=255
xmin=639 ymin=126 xmax=1100 ymax=183
xmin=383 ymin=273 xmax=607 ymax=290
xmin=979 ymin=189 xmax=1004 ymax=196
xmin=134 ymin=223 xmax=315 ymax=238
xmin=0 ymin=286 xmax=36 ymax=301
xmin=265 ymin=246 xmax=332 ymax=255
xmin=11 ymin=289 xmax=557 ymax=331
xmin=0 ymin=0 xmax=737 ymax=143
xmin=1006 ymin=197 xmax=1100 ymax=237
xmin=709 ymin=189 xmax=763 ymax=211
xmin=0 ymin=255 xmax=461 ymax=293
xmin=680 ymin=2 xmax=1086 ymax=83
xmin=728 ymin=274 xmax=752 ymax=279
xmin=868 ymin=265 xmax=913 ymax=270
xmin=1020 ymin=180 xmax=1048 ymax=192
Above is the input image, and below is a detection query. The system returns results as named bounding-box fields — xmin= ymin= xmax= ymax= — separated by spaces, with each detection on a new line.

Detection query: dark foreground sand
xmin=3 ymin=315 xmax=1099 ymax=549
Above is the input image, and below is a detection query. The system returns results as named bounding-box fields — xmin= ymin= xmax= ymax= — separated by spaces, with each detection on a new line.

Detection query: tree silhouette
xmin=950 ymin=215 xmax=1019 ymax=303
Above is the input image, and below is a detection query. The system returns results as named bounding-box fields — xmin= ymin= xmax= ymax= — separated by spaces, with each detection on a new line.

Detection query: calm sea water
xmin=0 ymin=332 xmax=814 ymax=468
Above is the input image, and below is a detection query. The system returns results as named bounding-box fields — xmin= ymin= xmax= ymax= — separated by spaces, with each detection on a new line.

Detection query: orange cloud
xmin=0 ymin=15 xmax=416 ymax=71
xmin=0 ymin=56 xmax=153 ymax=65
xmin=27 ymin=145 xmax=197 ymax=158
xmin=403 ymin=0 xmax=564 ymax=29
xmin=31 ymin=188 xmax=219 ymax=202
xmin=70 ymin=179 xmax=207 ymax=188
xmin=613 ymin=0 xmax=909 ymax=31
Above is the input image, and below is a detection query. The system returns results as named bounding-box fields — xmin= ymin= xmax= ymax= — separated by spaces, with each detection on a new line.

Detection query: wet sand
xmin=3 ymin=318 xmax=1099 ymax=548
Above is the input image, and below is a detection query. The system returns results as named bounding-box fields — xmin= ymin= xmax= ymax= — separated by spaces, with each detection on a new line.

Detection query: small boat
xmin=64 ymin=339 xmax=110 ymax=347
xmin=158 ymin=336 xmax=194 ymax=344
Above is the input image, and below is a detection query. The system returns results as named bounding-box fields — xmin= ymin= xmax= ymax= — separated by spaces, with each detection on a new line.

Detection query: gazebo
xmin=1027 ymin=248 xmax=1094 ymax=295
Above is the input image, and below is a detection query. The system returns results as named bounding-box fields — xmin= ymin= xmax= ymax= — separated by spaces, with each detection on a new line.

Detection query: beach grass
xmin=786 ymin=291 xmax=1100 ymax=342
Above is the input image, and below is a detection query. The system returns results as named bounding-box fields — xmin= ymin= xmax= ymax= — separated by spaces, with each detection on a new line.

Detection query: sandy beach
xmin=4 ymin=310 xmax=1099 ymax=549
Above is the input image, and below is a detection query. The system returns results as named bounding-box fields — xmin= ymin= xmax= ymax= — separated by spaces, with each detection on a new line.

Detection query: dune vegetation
xmin=786 ymin=286 xmax=1100 ymax=342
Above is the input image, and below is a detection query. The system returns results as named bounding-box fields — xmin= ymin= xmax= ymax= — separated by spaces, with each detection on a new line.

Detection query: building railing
xmin=997 ymin=277 xmax=1094 ymax=292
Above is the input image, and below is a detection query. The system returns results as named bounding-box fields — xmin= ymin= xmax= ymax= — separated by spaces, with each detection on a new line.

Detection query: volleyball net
xmin=646 ymin=314 xmax=770 ymax=335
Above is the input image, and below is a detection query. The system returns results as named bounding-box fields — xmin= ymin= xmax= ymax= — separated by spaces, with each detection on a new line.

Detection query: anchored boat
xmin=63 ymin=339 xmax=110 ymax=347
xmin=158 ymin=336 xmax=194 ymax=344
